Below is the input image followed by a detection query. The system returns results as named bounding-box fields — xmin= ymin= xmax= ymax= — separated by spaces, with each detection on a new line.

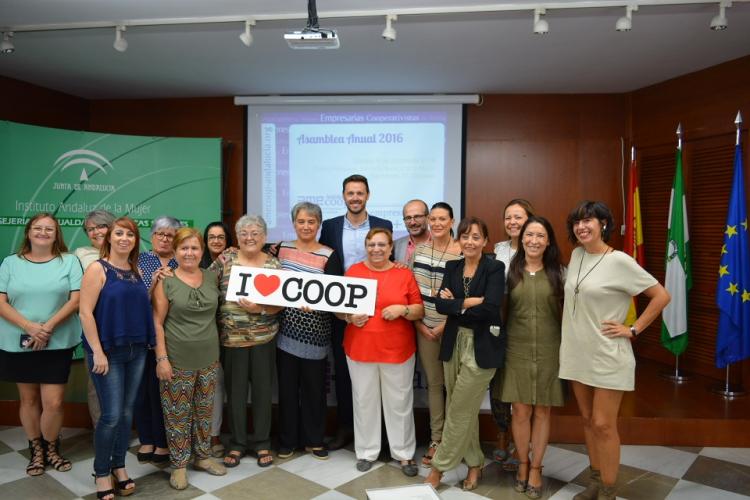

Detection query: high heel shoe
xmin=462 ymin=466 xmax=482 ymax=491
xmin=525 ymin=465 xmax=544 ymax=499
xmin=111 ymin=467 xmax=136 ymax=496
xmin=92 ymin=474 xmax=115 ymax=500
xmin=514 ymin=461 xmax=530 ymax=493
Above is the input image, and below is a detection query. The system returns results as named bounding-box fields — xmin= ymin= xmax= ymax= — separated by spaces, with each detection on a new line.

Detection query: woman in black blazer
xmin=424 ymin=216 xmax=505 ymax=491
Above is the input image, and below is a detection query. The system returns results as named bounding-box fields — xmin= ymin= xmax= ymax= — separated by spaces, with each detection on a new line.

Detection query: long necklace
xmin=463 ymin=262 xmax=477 ymax=297
xmin=572 ymin=247 xmax=611 ymax=316
xmin=429 ymin=239 xmax=451 ymax=297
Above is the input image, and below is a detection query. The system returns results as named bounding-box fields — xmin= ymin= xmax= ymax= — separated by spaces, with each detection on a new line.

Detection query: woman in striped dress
xmin=411 ymin=202 xmax=462 ymax=466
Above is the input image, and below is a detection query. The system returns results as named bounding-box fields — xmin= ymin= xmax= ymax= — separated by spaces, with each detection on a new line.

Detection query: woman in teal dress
xmin=0 ymin=213 xmax=82 ymax=477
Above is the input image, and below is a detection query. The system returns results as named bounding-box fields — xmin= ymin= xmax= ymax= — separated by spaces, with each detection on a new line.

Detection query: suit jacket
xmin=435 ymin=255 xmax=506 ymax=369
xmin=319 ymin=213 xmax=393 ymax=274
xmin=393 ymin=235 xmax=410 ymax=264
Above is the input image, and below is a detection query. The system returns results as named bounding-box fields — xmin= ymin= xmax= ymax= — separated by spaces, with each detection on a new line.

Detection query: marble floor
xmin=0 ymin=426 xmax=749 ymax=499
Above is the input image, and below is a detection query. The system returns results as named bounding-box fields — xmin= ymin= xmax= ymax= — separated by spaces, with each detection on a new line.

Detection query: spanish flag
xmin=624 ymin=147 xmax=644 ymax=325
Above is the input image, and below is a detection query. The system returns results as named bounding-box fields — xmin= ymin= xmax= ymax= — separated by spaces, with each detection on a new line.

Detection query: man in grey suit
xmin=393 ymin=199 xmax=430 ymax=266
xmin=319 ymin=174 xmax=393 ymax=450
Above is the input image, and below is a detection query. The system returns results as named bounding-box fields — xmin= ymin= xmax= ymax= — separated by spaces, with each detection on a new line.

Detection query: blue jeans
xmin=89 ymin=343 xmax=147 ymax=477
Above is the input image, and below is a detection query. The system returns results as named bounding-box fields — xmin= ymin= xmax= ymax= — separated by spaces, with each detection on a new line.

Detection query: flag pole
xmin=660 ymin=354 xmax=691 ymax=382
xmin=660 ymin=123 xmax=691 ymax=383
xmin=710 ymin=111 xmax=747 ymax=400
xmin=710 ymin=365 xmax=747 ymax=399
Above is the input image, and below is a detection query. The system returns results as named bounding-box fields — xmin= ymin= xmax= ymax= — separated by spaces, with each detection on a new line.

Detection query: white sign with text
xmin=225 ymin=266 xmax=378 ymax=316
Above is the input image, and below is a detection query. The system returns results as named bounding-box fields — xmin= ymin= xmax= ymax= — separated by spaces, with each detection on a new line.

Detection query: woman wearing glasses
xmin=134 ymin=215 xmax=182 ymax=464
xmin=210 ymin=215 xmax=283 ymax=468
xmin=338 ymin=228 xmax=424 ymax=476
xmin=199 ymin=221 xmax=234 ymax=457
xmin=0 ymin=213 xmax=82 ymax=477
xmin=74 ymin=210 xmax=116 ymax=429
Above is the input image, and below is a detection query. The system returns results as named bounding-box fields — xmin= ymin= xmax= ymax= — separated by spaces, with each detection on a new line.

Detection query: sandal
xmin=462 ymin=466 xmax=482 ymax=491
xmin=400 ymin=459 xmax=418 ymax=477
xmin=423 ymin=468 xmax=443 ymax=489
xmin=26 ymin=437 xmax=45 ymax=477
xmin=525 ymin=465 xmax=544 ymax=499
xmin=421 ymin=441 xmax=440 ymax=467
xmin=111 ymin=467 xmax=136 ymax=496
xmin=223 ymin=450 xmax=243 ymax=468
xmin=305 ymin=446 xmax=329 ymax=460
xmin=256 ymin=450 xmax=274 ymax=468
xmin=136 ymin=445 xmax=154 ymax=464
xmin=515 ymin=461 xmax=529 ymax=492
xmin=502 ymin=454 xmax=520 ymax=472
xmin=92 ymin=474 xmax=115 ymax=500
xmin=44 ymin=437 xmax=72 ymax=472
xmin=492 ymin=447 xmax=509 ymax=463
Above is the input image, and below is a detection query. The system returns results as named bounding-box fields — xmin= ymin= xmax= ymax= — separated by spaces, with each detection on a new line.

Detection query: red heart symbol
xmin=254 ymin=274 xmax=280 ymax=297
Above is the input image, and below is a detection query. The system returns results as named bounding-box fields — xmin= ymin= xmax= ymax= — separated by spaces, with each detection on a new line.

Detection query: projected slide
xmin=247 ymin=105 xmax=463 ymax=242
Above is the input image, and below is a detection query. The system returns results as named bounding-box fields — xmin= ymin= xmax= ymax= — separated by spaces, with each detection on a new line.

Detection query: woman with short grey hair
xmin=274 ymin=202 xmax=340 ymax=460
xmin=74 ymin=209 xmax=116 ymax=429
xmin=290 ymin=201 xmax=323 ymax=225
xmin=134 ymin=215 xmax=183 ymax=465
xmin=211 ymin=214 xmax=283 ymax=468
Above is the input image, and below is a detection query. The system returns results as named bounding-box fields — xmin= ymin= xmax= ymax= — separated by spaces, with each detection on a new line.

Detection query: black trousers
xmin=330 ymin=320 xmax=353 ymax=429
xmin=277 ymin=348 xmax=327 ymax=449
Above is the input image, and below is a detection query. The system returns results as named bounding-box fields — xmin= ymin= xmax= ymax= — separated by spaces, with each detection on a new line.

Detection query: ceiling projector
xmin=284 ymin=28 xmax=340 ymax=49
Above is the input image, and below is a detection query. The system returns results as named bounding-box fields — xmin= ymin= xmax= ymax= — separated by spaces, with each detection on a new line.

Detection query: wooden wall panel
xmin=631 ymin=55 xmax=750 ymax=385
xmin=89 ymin=97 xmax=245 ymax=228
xmin=0 ymin=76 xmax=89 ymax=130
xmin=465 ymin=94 xmax=629 ymax=259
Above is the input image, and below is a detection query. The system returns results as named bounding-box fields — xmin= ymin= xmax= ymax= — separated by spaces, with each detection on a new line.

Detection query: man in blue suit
xmin=320 ymin=174 xmax=393 ymax=450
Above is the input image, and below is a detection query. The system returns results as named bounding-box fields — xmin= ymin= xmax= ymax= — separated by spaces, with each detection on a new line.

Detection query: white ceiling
xmin=0 ymin=0 xmax=749 ymax=99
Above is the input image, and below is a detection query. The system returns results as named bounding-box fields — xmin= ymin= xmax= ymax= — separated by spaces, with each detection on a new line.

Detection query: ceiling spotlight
xmin=239 ymin=19 xmax=256 ymax=47
xmin=382 ymin=14 xmax=397 ymax=42
xmin=533 ymin=8 xmax=549 ymax=35
xmin=113 ymin=25 xmax=128 ymax=52
xmin=1 ymin=32 xmax=14 ymax=54
xmin=616 ymin=4 xmax=638 ymax=32
xmin=710 ymin=0 xmax=730 ymax=30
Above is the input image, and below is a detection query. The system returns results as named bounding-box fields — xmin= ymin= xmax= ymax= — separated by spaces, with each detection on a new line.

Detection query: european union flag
xmin=716 ymin=143 xmax=750 ymax=368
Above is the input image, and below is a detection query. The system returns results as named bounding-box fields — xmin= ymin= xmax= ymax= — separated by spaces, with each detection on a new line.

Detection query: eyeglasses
xmin=403 ymin=215 xmax=427 ymax=223
xmin=207 ymin=234 xmax=226 ymax=241
xmin=239 ymin=231 xmax=263 ymax=240
xmin=85 ymin=223 xmax=109 ymax=234
xmin=154 ymin=232 xmax=175 ymax=241
xmin=31 ymin=226 xmax=55 ymax=234
xmin=366 ymin=242 xmax=389 ymax=249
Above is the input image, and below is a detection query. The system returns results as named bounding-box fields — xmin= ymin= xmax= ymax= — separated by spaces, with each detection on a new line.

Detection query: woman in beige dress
xmin=559 ymin=201 xmax=670 ymax=500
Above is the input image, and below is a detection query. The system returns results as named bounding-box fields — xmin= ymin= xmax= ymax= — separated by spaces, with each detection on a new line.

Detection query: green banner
xmin=0 ymin=120 xmax=221 ymax=362
xmin=0 ymin=120 xmax=221 ymax=255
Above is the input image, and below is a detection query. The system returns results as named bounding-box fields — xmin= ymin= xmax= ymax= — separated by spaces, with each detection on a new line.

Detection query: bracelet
xmin=156 ymin=355 xmax=169 ymax=363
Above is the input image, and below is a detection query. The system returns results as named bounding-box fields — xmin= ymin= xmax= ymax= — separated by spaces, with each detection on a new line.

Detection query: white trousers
xmin=347 ymin=354 xmax=416 ymax=462
xmin=210 ymin=365 xmax=225 ymax=436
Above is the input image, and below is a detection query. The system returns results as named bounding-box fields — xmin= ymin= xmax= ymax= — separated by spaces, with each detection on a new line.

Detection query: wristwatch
xmin=403 ymin=305 xmax=410 ymax=317
xmin=630 ymin=326 xmax=638 ymax=338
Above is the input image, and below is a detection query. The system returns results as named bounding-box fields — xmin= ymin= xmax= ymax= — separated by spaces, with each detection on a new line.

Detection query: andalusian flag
xmin=715 ymin=138 xmax=750 ymax=368
xmin=661 ymin=142 xmax=691 ymax=356
xmin=623 ymin=147 xmax=644 ymax=326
